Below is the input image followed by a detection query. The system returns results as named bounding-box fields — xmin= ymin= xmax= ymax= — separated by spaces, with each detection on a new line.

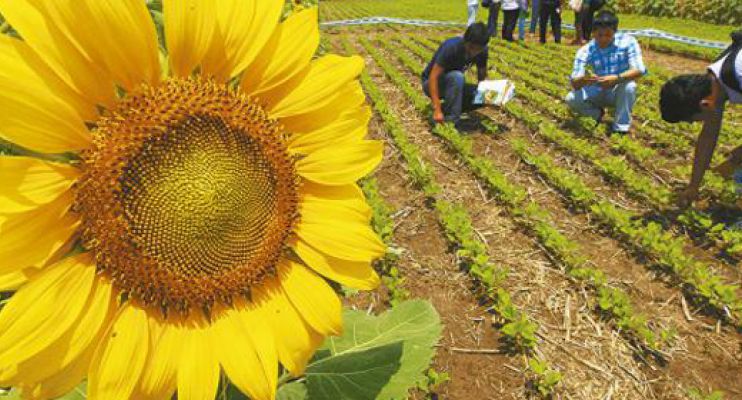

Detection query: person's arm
xmin=570 ymin=46 xmax=596 ymax=90
xmin=429 ymin=63 xmax=445 ymax=123
xmin=678 ymin=89 xmax=726 ymax=207
xmin=477 ymin=50 xmax=488 ymax=82
xmin=597 ymin=36 xmax=647 ymax=88
xmin=596 ymin=69 xmax=643 ymax=88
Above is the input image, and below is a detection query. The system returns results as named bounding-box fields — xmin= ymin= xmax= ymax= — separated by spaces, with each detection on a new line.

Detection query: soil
xmin=331 ymin=26 xmax=742 ymax=400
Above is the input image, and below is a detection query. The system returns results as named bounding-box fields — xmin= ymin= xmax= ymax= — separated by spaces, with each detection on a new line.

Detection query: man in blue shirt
xmin=565 ymin=11 xmax=647 ymax=134
xmin=422 ymin=22 xmax=489 ymax=129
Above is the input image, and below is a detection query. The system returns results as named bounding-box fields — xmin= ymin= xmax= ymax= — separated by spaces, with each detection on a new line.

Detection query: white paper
xmin=473 ymin=79 xmax=515 ymax=106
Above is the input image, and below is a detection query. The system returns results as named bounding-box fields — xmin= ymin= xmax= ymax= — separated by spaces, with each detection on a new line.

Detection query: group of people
xmin=422 ymin=11 xmax=742 ymax=207
xmin=466 ymin=0 xmax=603 ymax=44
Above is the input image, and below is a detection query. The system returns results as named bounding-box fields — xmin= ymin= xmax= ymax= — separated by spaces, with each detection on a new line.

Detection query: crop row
xmin=365 ymin=35 xmax=675 ymax=353
xmin=398 ymin=34 xmax=742 ymax=262
xmin=486 ymin=42 xmax=742 ymax=255
xmin=360 ymin=177 xmax=409 ymax=306
xmin=344 ymin=36 xmax=563 ymax=396
xmin=513 ymin=39 xmax=742 ymax=149
xmin=404 ymin=35 xmax=742 ymax=257
xmin=381 ymin=34 xmax=742 ymax=326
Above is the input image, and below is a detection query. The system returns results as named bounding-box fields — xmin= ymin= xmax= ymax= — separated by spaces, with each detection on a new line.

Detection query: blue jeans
xmin=467 ymin=4 xmax=478 ymax=26
xmin=530 ymin=0 xmax=540 ymax=33
xmin=423 ymin=71 xmax=480 ymax=123
xmin=565 ymin=81 xmax=638 ymax=132
xmin=518 ymin=10 xmax=526 ymax=40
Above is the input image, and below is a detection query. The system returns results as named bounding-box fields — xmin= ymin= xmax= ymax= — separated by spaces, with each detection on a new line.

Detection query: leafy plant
xmin=527 ymin=358 xmax=563 ymax=398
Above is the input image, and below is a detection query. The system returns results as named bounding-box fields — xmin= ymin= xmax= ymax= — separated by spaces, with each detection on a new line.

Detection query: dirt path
xmin=347 ymin=34 xmax=676 ymax=399
xmin=366 ymin=29 xmax=742 ymax=398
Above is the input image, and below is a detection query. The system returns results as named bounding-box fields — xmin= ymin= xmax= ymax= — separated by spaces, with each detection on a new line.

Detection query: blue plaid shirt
xmin=570 ymin=33 xmax=647 ymax=81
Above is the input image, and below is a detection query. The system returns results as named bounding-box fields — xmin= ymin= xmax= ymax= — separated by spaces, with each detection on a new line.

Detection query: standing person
xmin=485 ymin=0 xmax=502 ymax=38
xmin=421 ymin=22 xmax=490 ymax=131
xmin=467 ymin=0 xmax=479 ymax=26
xmin=659 ymin=32 xmax=742 ymax=207
xmin=529 ymin=0 xmax=540 ymax=36
xmin=570 ymin=0 xmax=584 ymax=45
xmin=565 ymin=11 xmax=647 ymax=134
xmin=539 ymin=0 xmax=562 ymax=44
xmin=581 ymin=0 xmax=604 ymax=40
xmin=517 ymin=0 xmax=529 ymax=40
xmin=502 ymin=0 xmax=520 ymax=41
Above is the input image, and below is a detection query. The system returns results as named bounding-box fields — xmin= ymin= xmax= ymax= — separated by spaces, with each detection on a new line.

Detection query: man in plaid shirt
xmin=565 ymin=11 xmax=647 ymax=134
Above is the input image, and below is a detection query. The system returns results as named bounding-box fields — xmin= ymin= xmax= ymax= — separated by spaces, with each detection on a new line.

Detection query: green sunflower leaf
xmin=303 ymin=299 xmax=442 ymax=400
xmin=277 ymin=381 xmax=309 ymax=400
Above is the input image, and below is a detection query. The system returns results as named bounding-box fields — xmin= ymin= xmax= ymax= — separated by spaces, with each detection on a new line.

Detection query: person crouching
xmin=422 ymin=22 xmax=490 ymax=131
xmin=564 ymin=11 xmax=646 ymax=135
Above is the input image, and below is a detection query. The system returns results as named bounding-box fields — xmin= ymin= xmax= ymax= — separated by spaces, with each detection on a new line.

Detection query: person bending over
xmin=660 ymin=32 xmax=742 ymax=207
xmin=565 ymin=11 xmax=646 ymax=135
xmin=422 ymin=22 xmax=489 ymax=130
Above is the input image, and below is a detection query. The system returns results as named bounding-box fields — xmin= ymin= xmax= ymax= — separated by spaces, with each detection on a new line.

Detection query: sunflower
xmin=0 ymin=1 xmax=384 ymax=399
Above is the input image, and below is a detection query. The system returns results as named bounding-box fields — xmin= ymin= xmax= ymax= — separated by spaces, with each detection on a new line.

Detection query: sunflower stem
xmin=277 ymin=373 xmax=301 ymax=387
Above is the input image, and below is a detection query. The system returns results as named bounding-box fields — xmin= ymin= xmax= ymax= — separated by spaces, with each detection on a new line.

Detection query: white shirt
xmin=468 ymin=0 xmax=479 ymax=6
xmin=502 ymin=0 xmax=520 ymax=10
xmin=709 ymin=51 xmax=742 ymax=104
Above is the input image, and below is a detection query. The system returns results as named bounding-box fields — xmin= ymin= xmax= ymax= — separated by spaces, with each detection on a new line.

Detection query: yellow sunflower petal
xmin=0 ymin=268 xmax=34 ymax=292
xmin=163 ymin=0 xmax=216 ymax=77
xmin=255 ymin=279 xmax=323 ymax=376
xmin=294 ymin=239 xmax=380 ymax=290
xmin=296 ymin=197 xmax=386 ymax=262
xmin=239 ymin=301 xmax=280 ymax=400
xmin=280 ymin=261 xmax=342 ymax=336
xmin=209 ymin=0 xmax=284 ymax=79
xmin=269 ymin=55 xmax=365 ymax=118
xmin=88 ymin=304 xmax=150 ymax=400
xmin=0 ymin=35 xmax=92 ymax=153
xmin=21 ymin=344 xmax=95 ymax=400
xmin=279 ymin=80 xmax=366 ymax=134
xmin=0 ymin=0 xmax=116 ymax=108
xmin=176 ymin=327 xmax=220 ymax=400
xmin=0 ymin=253 xmax=95 ymax=382
xmin=135 ymin=319 xmax=178 ymax=400
xmin=242 ymin=8 xmax=319 ymax=97
xmin=213 ymin=307 xmax=276 ymax=400
xmin=0 ymin=157 xmax=78 ymax=213
xmin=1 ymin=274 xmax=115 ymax=386
xmin=288 ymin=106 xmax=371 ymax=154
xmin=301 ymin=182 xmax=372 ymax=221
xmin=297 ymin=140 xmax=383 ymax=186
xmin=0 ymin=193 xmax=79 ymax=274
xmin=67 ymin=0 xmax=161 ymax=89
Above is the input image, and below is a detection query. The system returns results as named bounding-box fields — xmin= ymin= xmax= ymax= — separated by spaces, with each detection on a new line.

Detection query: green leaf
xmin=277 ymin=381 xmax=309 ymax=400
xmin=305 ymin=300 xmax=441 ymax=400
xmin=307 ymin=342 xmax=404 ymax=399
xmin=1 ymin=383 xmax=87 ymax=400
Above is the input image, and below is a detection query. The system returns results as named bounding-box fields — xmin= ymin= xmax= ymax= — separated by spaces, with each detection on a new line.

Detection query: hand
xmin=433 ymin=109 xmax=445 ymax=124
xmin=676 ymin=186 xmax=699 ymax=208
xmin=597 ymin=75 xmax=619 ymax=89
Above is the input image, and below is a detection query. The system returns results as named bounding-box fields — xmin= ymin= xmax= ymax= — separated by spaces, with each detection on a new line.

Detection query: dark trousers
xmin=502 ymin=9 xmax=519 ymax=41
xmin=539 ymin=1 xmax=562 ymax=43
xmin=422 ymin=71 xmax=481 ymax=122
xmin=487 ymin=2 xmax=501 ymax=37
xmin=581 ymin=5 xmax=595 ymax=40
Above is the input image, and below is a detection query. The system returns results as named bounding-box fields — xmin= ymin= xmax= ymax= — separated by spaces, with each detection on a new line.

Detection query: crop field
xmin=320 ymin=1 xmax=742 ymax=399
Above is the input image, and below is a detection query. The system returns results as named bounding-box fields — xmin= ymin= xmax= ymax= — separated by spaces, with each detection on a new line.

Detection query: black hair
xmin=464 ymin=22 xmax=489 ymax=47
xmin=659 ymin=74 xmax=713 ymax=123
xmin=593 ymin=10 xmax=619 ymax=31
